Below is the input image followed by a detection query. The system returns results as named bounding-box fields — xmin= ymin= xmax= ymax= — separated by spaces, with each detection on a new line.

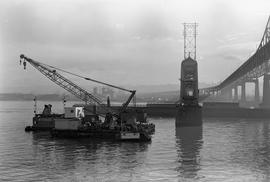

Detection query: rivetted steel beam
xmin=219 ymin=41 xmax=270 ymax=90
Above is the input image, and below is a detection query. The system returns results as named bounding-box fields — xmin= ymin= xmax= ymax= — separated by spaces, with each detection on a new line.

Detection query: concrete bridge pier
xmin=176 ymin=57 xmax=202 ymax=127
xmin=246 ymin=79 xmax=260 ymax=107
xmin=238 ymin=79 xmax=260 ymax=108
xmin=261 ymin=74 xmax=270 ymax=108
xmin=241 ymin=82 xmax=246 ymax=103
xmin=254 ymin=79 xmax=260 ymax=104
xmin=228 ymin=88 xmax=233 ymax=101
xmin=233 ymin=85 xmax=238 ymax=101
xmin=220 ymin=87 xmax=233 ymax=101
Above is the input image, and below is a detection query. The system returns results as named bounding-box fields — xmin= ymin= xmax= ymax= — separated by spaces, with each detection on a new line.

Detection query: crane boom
xmin=20 ymin=54 xmax=136 ymax=116
xmin=20 ymin=54 xmax=112 ymax=115
xmin=120 ymin=90 xmax=136 ymax=113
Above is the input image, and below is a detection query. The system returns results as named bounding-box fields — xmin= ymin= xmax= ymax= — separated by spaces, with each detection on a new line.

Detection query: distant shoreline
xmin=0 ymin=91 xmax=180 ymax=103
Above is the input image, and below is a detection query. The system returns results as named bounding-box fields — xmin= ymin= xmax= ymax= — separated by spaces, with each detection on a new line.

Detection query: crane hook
xmin=20 ymin=54 xmax=25 ymax=68
xmin=19 ymin=54 xmax=24 ymax=65
xmin=23 ymin=61 xmax=27 ymax=70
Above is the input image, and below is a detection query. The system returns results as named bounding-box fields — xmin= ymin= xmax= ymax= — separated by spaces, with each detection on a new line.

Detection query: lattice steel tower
xmin=183 ymin=23 xmax=198 ymax=60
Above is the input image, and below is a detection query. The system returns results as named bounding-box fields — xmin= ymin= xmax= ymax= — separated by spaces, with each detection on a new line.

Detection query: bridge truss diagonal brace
xmin=259 ymin=16 xmax=270 ymax=50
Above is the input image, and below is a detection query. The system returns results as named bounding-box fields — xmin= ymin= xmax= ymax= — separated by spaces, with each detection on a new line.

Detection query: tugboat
xmin=21 ymin=54 xmax=155 ymax=141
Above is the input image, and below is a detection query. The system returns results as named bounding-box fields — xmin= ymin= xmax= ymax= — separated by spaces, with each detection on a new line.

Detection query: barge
xmin=20 ymin=54 xmax=155 ymax=141
xmin=26 ymin=105 xmax=155 ymax=142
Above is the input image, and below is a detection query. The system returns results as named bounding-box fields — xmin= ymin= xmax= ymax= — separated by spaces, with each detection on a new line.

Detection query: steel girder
xmin=200 ymin=16 xmax=270 ymax=95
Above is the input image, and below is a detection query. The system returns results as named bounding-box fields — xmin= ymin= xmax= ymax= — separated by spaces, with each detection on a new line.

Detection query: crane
xmin=19 ymin=54 xmax=136 ymax=117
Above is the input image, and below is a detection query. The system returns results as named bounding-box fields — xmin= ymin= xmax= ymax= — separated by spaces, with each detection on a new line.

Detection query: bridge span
xmin=200 ymin=16 xmax=270 ymax=108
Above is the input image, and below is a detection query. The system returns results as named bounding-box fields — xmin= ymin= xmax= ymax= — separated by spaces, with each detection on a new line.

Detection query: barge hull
xmin=51 ymin=130 xmax=151 ymax=142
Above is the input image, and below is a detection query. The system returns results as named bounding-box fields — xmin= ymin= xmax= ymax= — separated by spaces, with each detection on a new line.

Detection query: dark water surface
xmin=0 ymin=101 xmax=269 ymax=181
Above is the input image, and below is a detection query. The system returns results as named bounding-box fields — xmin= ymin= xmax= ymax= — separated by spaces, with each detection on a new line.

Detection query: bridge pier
xmin=254 ymin=79 xmax=260 ymax=103
xmin=228 ymin=88 xmax=233 ymax=100
xmin=261 ymin=74 xmax=270 ymax=108
xmin=241 ymin=82 xmax=246 ymax=102
xmin=234 ymin=85 xmax=238 ymax=101
xmin=220 ymin=87 xmax=233 ymax=101
xmin=242 ymin=79 xmax=260 ymax=108
xmin=176 ymin=57 xmax=202 ymax=127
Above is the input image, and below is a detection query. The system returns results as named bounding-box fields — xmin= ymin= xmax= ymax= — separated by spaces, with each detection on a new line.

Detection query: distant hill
xmin=0 ymin=93 xmax=34 ymax=101
xmin=123 ymin=82 xmax=214 ymax=94
xmin=0 ymin=93 xmax=80 ymax=101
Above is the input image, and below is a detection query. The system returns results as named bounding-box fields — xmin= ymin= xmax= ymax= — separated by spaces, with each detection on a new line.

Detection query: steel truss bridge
xmin=199 ymin=16 xmax=270 ymax=107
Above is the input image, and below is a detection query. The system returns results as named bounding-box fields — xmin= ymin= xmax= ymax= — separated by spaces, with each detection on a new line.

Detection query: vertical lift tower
xmin=175 ymin=23 xmax=202 ymax=127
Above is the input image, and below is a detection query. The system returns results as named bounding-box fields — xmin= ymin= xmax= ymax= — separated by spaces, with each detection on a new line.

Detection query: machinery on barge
xmin=20 ymin=54 xmax=155 ymax=141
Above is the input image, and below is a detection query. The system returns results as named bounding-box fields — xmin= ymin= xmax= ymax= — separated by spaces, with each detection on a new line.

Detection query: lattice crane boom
xmin=19 ymin=54 xmax=136 ymax=116
xmin=19 ymin=55 xmax=115 ymax=114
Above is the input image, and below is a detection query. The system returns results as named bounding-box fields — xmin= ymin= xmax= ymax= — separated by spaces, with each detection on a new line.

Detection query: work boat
xmin=20 ymin=54 xmax=155 ymax=141
xmin=50 ymin=106 xmax=155 ymax=142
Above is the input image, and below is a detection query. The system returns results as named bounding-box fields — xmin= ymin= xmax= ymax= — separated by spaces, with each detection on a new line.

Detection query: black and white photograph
xmin=0 ymin=0 xmax=270 ymax=181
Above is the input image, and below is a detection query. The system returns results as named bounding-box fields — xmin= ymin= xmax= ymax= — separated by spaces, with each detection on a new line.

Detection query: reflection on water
xmin=175 ymin=126 xmax=203 ymax=179
xmin=30 ymin=132 xmax=149 ymax=181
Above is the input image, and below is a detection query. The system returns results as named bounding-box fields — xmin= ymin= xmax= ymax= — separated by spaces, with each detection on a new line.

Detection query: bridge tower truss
xmin=183 ymin=23 xmax=198 ymax=60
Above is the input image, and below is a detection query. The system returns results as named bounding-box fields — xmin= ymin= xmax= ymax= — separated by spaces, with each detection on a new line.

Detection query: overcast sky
xmin=0 ymin=0 xmax=269 ymax=94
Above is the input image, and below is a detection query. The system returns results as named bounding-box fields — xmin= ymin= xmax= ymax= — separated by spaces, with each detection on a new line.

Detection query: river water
xmin=0 ymin=101 xmax=269 ymax=181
